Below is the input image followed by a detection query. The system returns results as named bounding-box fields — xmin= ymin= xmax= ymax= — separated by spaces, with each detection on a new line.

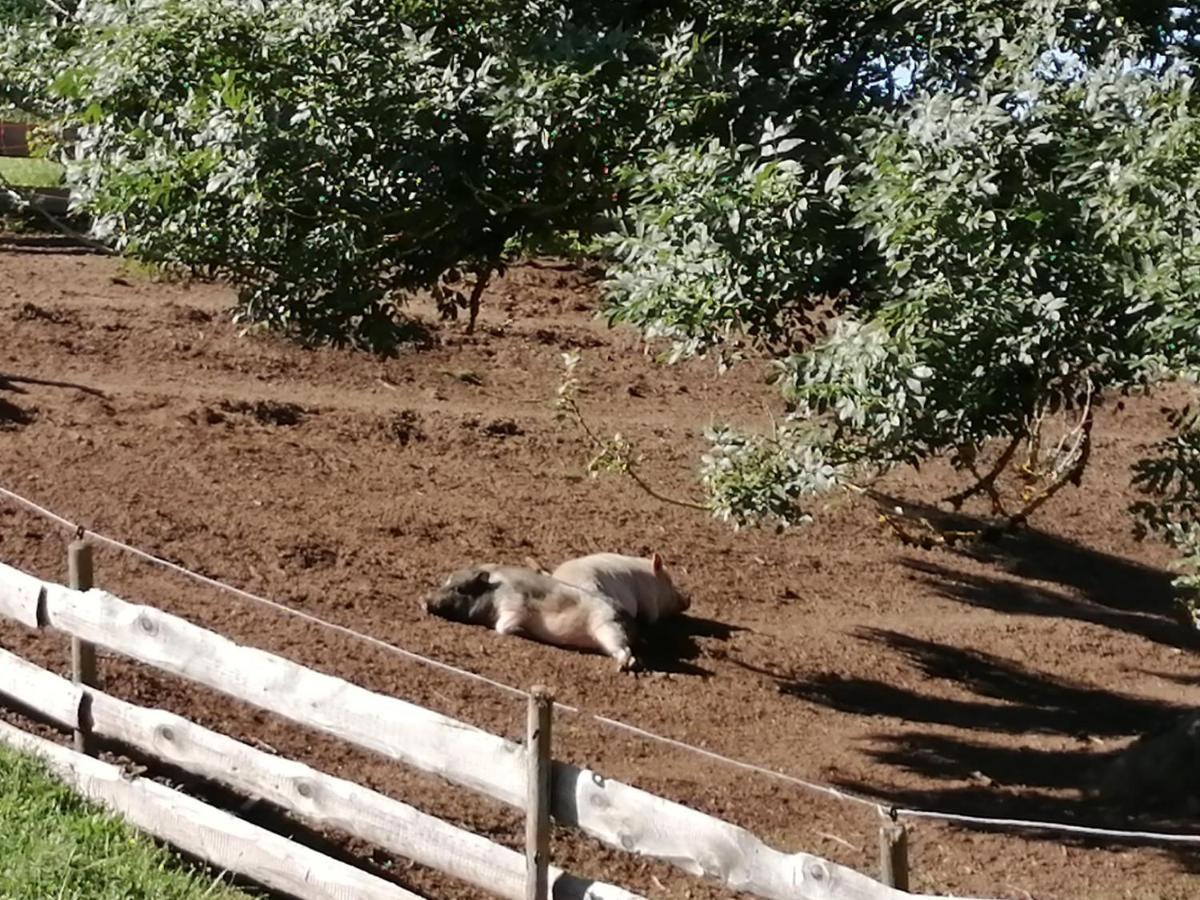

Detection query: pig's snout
xmin=421 ymin=590 xmax=447 ymax=615
xmin=422 ymin=581 xmax=492 ymax=625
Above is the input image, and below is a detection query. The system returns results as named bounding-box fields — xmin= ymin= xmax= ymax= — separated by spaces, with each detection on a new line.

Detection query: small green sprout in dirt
xmin=554 ymin=350 xmax=708 ymax=512
xmin=441 ymin=368 xmax=485 ymax=386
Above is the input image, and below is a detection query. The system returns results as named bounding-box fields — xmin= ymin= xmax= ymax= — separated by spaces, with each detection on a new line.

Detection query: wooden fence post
xmin=879 ymin=821 xmax=909 ymax=891
xmin=525 ymin=686 xmax=553 ymax=900
xmin=68 ymin=539 xmax=98 ymax=755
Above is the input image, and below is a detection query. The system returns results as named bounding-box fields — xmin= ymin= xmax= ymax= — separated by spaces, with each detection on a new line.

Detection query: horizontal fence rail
xmin=0 ymin=646 xmax=636 ymax=900
xmin=41 ymin=577 xmax=532 ymax=806
xmin=0 ymin=558 xmax=954 ymax=900
xmin=5 ymin=186 xmax=72 ymax=215
xmin=0 ymin=719 xmax=424 ymax=900
xmin=0 ymin=119 xmax=73 ymax=216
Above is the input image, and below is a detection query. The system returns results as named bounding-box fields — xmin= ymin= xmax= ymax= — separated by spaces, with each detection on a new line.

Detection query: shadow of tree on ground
xmin=786 ymin=628 xmax=1182 ymax=739
xmin=0 ymin=379 xmax=34 ymax=430
xmin=907 ymin=558 xmax=1198 ymax=652
xmin=780 ymin=628 xmax=1200 ymax=862
xmin=871 ymin=490 xmax=1195 ymax=650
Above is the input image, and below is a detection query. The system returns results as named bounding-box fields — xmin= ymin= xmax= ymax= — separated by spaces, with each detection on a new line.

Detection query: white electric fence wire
xmin=4 ymin=484 xmax=1200 ymax=845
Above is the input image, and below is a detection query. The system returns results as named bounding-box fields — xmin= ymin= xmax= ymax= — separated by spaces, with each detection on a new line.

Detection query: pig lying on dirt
xmin=422 ymin=564 xmax=640 ymax=670
xmin=550 ymin=552 xmax=690 ymax=624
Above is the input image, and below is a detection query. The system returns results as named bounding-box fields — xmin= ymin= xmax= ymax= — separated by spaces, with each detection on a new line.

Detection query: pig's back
xmin=552 ymin=553 xmax=664 ymax=621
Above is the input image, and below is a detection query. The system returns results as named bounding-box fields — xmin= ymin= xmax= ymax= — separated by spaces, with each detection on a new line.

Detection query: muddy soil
xmin=1 ymin=243 xmax=1198 ymax=899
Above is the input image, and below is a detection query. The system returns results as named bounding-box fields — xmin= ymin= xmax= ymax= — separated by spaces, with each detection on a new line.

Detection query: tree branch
xmin=1008 ymin=403 xmax=1093 ymax=528
xmin=465 ymin=265 xmax=492 ymax=334
xmin=942 ymin=431 xmax=1023 ymax=513
xmin=622 ymin=463 xmax=710 ymax=512
xmin=0 ymin=373 xmax=107 ymax=398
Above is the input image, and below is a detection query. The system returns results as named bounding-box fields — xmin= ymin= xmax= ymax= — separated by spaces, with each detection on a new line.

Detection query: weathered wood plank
xmin=43 ymin=583 xmax=528 ymax=808
xmin=0 ymin=719 xmax=424 ymax=900
xmin=0 ymin=561 xmax=44 ymax=628
xmin=526 ymin=687 xmax=554 ymax=900
xmin=89 ymin=694 xmax=641 ymax=900
xmin=16 ymin=567 xmax=956 ymax=900
xmin=0 ymin=121 xmax=33 ymax=156
xmin=95 ymin=688 xmax=528 ymax=897
xmin=0 ymin=647 xmax=82 ymax=726
xmin=0 ymin=647 xmax=640 ymax=900
xmin=552 ymin=762 xmax=937 ymax=900
xmin=0 ymin=121 xmax=78 ymax=156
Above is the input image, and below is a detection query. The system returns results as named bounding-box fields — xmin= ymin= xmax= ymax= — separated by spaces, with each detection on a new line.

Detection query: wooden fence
xmin=0 ymin=119 xmax=72 ymax=215
xmin=0 ymin=548 xmax=964 ymax=900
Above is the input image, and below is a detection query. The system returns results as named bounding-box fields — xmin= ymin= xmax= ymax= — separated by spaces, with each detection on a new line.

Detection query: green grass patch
xmin=0 ymin=742 xmax=257 ymax=899
xmin=0 ymin=156 xmax=64 ymax=187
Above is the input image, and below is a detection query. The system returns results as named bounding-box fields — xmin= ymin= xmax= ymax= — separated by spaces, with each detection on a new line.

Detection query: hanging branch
xmin=554 ymin=359 xmax=710 ymax=513
xmin=465 ymin=265 xmax=492 ymax=335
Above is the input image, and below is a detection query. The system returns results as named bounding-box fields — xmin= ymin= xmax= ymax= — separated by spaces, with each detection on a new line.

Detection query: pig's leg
xmin=592 ymin=620 xmax=638 ymax=672
xmin=494 ymin=608 xmax=527 ymax=637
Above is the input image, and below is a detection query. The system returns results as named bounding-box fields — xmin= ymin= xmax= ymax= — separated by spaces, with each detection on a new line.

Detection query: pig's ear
xmin=650 ymin=552 xmax=665 ymax=573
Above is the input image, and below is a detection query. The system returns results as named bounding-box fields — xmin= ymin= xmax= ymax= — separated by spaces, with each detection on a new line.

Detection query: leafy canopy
xmin=8 ymin=0 xmax=714 ymax=348
xmin=604 ymin=4 xmax=1200 ymax=519
xmin=600 ymin=1 xmax=1200 ymax=608
xmin=7 ymin=0 xmax=1200 ymax=600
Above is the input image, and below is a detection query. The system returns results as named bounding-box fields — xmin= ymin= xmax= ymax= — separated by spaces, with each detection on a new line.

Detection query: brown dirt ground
xmin=1 ymin=240 xmax=1199 ymax=900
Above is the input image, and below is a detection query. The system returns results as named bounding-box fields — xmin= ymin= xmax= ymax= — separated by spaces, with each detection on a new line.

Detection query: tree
xmin=0 ymin=0 xmax=46 ymax=24
xmin=1134 ymin=404 xmax=1200 ymax=624
xmin=601 ymin=3 xmax=1200 ymax=548
xmin=9 ymin=0 xmax=1200 ymax=602
xmin=3 ymin=0 xmax=715 ymax=349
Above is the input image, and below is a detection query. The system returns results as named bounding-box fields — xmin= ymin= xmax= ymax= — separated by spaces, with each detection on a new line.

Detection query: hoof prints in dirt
xmin=12 ymin=302 xmax=77 ymax=326
xmin=190 ymin=399 xmax=313 ymax=428
xmin=280 ymin=542 xmax=338 ymax=570
xmin=482 ymin=418 xmax=523 ymax=438
xmin=173 ymin=306 xmax=215 ymax=324
xmin=461 ymin=416 xmax=524 ymax=438
xmin=529 ymin=326 xmax=603 ymax=349
xmin=382 ymin=410 xmax=425 ymax=445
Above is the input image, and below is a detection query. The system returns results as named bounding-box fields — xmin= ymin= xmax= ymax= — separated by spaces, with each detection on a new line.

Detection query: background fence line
xmin=0 ymin=119 xmax=72 ymax=215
